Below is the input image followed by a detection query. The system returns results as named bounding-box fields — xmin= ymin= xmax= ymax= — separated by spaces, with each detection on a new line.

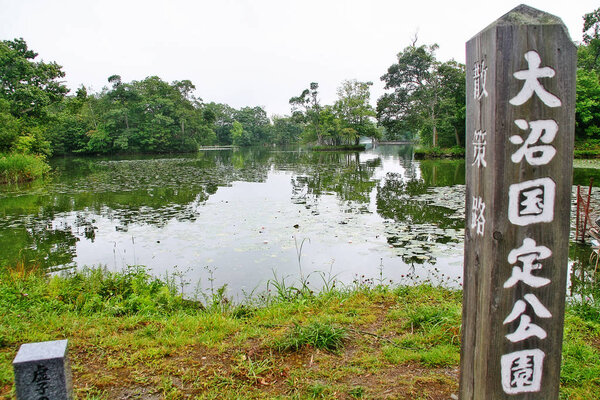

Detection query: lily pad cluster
xmin=377 ymin=174 xmax=465 ymax=263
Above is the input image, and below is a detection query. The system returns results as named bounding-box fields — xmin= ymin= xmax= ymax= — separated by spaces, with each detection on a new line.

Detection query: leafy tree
xmin=230 ymin=120 xmax=245 ymax=146
xmin=576 ymin=8 xmax=600 ymax=140
xmin=272 ymin=115 xmax=302 ymax=145
xmin=290 ymin=82 xmax=323 ymax=144
xmin=234 ymin=106 xmax=271 ymax=144
xmin=204 ymin=102 xmax=236 ymax=144
xmin=377 ymin=42 xmax=465 ymax=147
xmin=0 ymin=38 xmax=68 ymax=120
xmin=334 ymin=79 xmax=378 ymax=144
xmin=0 ymin=99 xmax=21 ymax=153
xmin=0 ymin=38 xmax=68 ymax=155
xmin=576 ymin=68 xmax=600 ymax=140
xmin=433 ymin=61 xmax=466 ymax=147
xmin=581 ymin=8 xmax=600 ymax=72
xmin=319 ymin=106 xmax=344 ymax=145
xmin=46 ymin=90 xmax=99 ymax=155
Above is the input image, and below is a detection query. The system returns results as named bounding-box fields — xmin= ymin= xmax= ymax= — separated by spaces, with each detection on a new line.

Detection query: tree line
xmin=1 ymin=7 xmax=599 ymax=162
xmin=0 ymin=35 xmax=467 ymax=157
xmin=0 ymin=40 xmax=306 ymax=157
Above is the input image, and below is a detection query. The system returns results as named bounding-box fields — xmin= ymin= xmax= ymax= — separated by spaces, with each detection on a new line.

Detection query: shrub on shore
xmin=413 ymin=146 xmax=465 ymax=159
xmin=0 ymin=153 xmax=50 ymax=184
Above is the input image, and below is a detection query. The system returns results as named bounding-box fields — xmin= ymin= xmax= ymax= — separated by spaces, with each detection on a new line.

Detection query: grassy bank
xmin=413 ymin=146 xmax=465 ymax=159
xmin=0 ymin=266 xmax=598 ymax=399
xmin=575 ymin=140 xmax=600 ymax=159
xmin=0 ymin=153 xmax=50 ymax=184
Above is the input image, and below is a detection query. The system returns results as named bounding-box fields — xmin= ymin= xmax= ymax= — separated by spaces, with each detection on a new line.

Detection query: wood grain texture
xmin=460 ymin=5 xmax=575 ymax=399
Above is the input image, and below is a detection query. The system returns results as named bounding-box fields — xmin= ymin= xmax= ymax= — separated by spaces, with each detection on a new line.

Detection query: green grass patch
xmin=0 ymin=267 xmax=598 ymax=398
xmin=273 ymin=321 xmax=348 ymax=352
xmin=0 ymin=152 xmax=50 ymax=184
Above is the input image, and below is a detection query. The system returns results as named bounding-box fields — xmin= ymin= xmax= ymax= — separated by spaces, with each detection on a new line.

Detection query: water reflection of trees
xmin=376 ymin=173 xmax=463 ymax=264
xmin=419 ymin=159 xmax=465 ymax=186
xmin=371 ymin=144 xmax=414 ymax=160
xmin=0 ymin=223 xmax=78 ymax=271
xmin=0 ymin=146 xmax=468 ymax=271
xmin=0 ymin=149 xmax=274 ymax=270
xmin=289 ymin=152 xmax=378 ymax=205
xmin=377 ymin=174 xmax=462 ymax=229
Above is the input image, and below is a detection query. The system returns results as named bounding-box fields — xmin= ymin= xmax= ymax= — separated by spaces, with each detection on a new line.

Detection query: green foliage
xmin=272 ymin=115 xmax=302 ymax=145
xmin=348 ymin=386 xmax=366 ymax=398
xmin=44 ymin=78 xmax=273 ymax=154
xmin=0 ymin=269 xmax=597 ymax=397
xmin=580 ymin=8 xmax=600 ymax=73
xmin=377 ymin=42 xmax=465 ymax=148
xmin=0 ymin=152 xmax=50 ymax=183
xmin=576 ymin=69 xmax=600 ymax=140
xmin=334 ymin=79 xmax=378 ymax=145
xmin=273 ymin=321 xmax=348 ymax=352
xmin=576 ymin=8 xmax=600 ymax=146
xmin=0 ymin=265 xmax=199 ymax=317
xmin=290 ymin=82 xmax=323 ymax=144
xmin=0 ymin=99 xmax=21 ymax=153
xmin=230 ymin=120 xmax=245 ymax=146
xmin=560 ymin=312 xmax=600 ymax=398
xmin=234 ymin=106 xmax=272 ymax=145
xmin=291 ymin=80 xmax=379 ymax=147
xmin=414 ymin=146 xmax=465 ymax=159
xmin=0 ymin=38 xmax=66 ymax=159
xmin=47 ymin=76 xmax=222 ymax=154
xmin=0 ymin=38 xmax=68 ymax=120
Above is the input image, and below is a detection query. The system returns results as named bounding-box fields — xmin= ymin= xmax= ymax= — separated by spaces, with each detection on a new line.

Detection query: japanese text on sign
xmin=31 ymin=363 xmax=51 ymax=400
xmin=501 ymin=49 xmax=560 ymax=395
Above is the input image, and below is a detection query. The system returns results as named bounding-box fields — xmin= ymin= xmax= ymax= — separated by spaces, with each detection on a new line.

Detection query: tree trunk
xmin=431 ymin=106 xmax=438 ymax=147
xmin=454 ymin=127 xmax=460 ymax=147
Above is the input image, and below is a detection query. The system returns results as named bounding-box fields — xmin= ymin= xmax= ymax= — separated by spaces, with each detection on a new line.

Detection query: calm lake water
xmin=0 ymin=145 xmax=596 ymax=298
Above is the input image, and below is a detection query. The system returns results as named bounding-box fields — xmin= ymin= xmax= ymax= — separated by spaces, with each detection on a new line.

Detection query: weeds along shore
xmin=0 ymin=153 xmax=50 ymax=184
xmin=0 ymin=265 xmax=598 ymax=399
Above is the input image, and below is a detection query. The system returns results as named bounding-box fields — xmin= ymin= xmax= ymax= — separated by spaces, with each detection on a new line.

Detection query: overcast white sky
xmin=0 ymin=0 xmax=597 ymax=116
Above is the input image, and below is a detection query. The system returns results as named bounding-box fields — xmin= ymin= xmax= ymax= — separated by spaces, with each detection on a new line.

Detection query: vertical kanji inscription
xmin=460 ymin=5 xmax=575 ymax=399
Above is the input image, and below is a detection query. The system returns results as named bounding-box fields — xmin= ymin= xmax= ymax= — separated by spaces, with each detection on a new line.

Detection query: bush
xmin=413 ymin=146 xmax=464 ymax=159
xmin=0 ymin=265 xmax=202 ymax=316
xmin=574 ymin=149 xmax=600 ymax=159
xmin=0 ymin=153 xmax=50 ymax=183
xmin=273 ymin=321 xmax=348 ymax=352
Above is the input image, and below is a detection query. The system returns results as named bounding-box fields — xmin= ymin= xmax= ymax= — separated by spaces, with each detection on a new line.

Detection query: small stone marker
xmin=13 ymin=340 xmax=73 ymax=400
xmin=460 ymin=4 xmax=575 ymax=399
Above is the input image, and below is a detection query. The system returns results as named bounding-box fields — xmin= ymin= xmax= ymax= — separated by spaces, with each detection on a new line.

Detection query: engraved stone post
xmin=460 ymin=4 xmax=576 ymax=399
xmin=13 ymin=340 xmax=73 ymax=400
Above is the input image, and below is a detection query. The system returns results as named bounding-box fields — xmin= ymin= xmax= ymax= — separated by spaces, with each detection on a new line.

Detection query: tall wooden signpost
xmin=460 ymin=5 xmax=575 ymax=399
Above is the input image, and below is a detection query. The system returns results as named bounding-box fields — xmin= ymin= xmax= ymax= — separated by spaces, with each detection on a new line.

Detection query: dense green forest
xmin=0 ymin=8 xmax=599 ymax=181
xmin=575 ymin=9 xmax=600 ymax=143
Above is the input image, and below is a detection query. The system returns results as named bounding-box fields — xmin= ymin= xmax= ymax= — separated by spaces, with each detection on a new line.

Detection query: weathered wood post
xmin=460 ymin=4 xmax=575 ymax=399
